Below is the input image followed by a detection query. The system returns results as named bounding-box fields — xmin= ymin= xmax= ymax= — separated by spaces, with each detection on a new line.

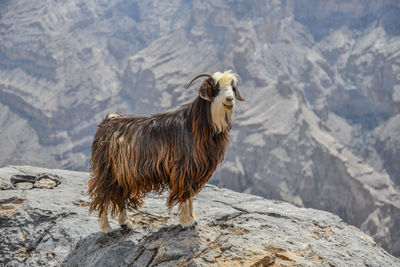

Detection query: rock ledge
xmin=0 ymin=165 xmax=398 ymax=266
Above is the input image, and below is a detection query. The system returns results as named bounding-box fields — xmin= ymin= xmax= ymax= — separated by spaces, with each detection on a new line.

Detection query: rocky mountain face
xmin=1 ymin=0 xmax=400 ymax=257
xmin=1 ymin=165 xmax=399 ymax=266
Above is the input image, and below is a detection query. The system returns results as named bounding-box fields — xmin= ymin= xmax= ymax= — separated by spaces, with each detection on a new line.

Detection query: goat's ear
xmin=199 ymin=79 xmax=214 ymax=102
xmin=233 ymin=84 xmax=245 ymax=101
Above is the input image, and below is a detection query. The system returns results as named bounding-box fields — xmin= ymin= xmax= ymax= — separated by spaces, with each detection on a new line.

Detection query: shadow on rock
xmin=63 ymin=224 xmax=203 ymax=266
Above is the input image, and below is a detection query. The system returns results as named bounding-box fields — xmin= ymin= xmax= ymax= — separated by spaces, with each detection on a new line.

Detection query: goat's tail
xmin=88 ymin=163 xmax=123 ymax=217
xmin=88 ymin=122 xmax=126 ymax=217
xmin=105 ymin=113 xmax=120 ymax=121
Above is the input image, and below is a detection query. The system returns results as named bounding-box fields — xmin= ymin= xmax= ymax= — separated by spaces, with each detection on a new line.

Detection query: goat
xmin=88 ymin=70 xmax=244 ymax=232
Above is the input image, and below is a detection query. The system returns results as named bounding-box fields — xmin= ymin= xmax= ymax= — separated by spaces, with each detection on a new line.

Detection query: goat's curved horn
xmin=186 ymin=73 xmax=212 ymax=89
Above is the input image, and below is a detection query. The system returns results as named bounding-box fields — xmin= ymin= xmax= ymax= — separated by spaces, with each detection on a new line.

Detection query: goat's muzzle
xmin=223 ymin=96 xmax=234 ymax=110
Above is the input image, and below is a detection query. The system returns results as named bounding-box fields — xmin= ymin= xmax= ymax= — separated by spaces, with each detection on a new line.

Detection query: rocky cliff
xmin=1 ymin=0 xmax=400 ymax=257
xmin=1 ymin=165 xmax=399 ymax=266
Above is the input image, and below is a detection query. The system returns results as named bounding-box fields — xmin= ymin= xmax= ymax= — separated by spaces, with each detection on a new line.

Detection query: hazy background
xmin=0 ymin=0 xmax=399 ymax=257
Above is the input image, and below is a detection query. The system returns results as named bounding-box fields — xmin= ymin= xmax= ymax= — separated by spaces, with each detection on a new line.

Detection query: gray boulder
xmin=0 ymin=165 xmax=398 ymax=266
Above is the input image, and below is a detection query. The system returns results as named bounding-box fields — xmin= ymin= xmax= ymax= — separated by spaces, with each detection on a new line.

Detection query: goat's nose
xmin=226 ymin=96 xmax=234 ymax=102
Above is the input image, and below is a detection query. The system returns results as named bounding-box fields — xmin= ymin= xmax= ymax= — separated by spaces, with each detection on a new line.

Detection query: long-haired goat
xmin=88 ymin=70 xmax=244 ymax=232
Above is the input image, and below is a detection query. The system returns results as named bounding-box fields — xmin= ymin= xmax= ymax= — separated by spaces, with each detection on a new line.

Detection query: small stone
xmin=15 ymin=182 xmax=34 ymax=190
xmin=202 ymin=252 xmax=215 ymax=263
xmin=34 ymin=178 xmax=57 ymax=189
xmin=18 ymin=231 xmax=26 ymax=241
xmin=0 ymin=180 xmax=14 ymax=190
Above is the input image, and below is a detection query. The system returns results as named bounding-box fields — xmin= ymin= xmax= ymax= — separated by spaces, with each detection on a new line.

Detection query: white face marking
xmin=211 ymin=84 xmax=235 ymax=133
xmin=223 ymin=85 xmax=235 ymax=104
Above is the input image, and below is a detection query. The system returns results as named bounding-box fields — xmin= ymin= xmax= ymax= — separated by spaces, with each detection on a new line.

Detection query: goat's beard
xmin=211 ymin=101 xmax=234 ymax=133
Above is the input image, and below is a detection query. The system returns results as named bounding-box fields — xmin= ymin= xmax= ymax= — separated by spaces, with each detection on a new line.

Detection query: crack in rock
xmin=214 ymin=200 xmax=293 ymax=220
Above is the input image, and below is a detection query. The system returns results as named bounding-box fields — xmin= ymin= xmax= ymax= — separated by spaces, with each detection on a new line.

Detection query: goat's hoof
xmin=182 ymin=224 xmax=196 ymax=231
xmin=177 ymin=222 xmax=196 ymax=231
xmin=120 ymin=224 xmax=132 ymax=234
xmin=120 ymin=220 xmax=134 ymax=229
xmin=180 ymin=220 xmax=197 ymax=230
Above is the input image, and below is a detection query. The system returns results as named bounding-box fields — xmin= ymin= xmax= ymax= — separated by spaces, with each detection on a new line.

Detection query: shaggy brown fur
xmin=88 ymin=73 xmax=244 ymax=229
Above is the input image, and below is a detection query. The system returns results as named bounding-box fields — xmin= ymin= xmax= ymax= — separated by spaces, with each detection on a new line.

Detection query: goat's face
xmin=196 ymin=70 xmax=244 ymax=133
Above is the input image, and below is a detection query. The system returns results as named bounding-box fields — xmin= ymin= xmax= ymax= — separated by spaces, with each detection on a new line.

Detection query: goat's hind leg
xmin=99 ymin=212 xmax=112 ymax=233
xmin=118 ymin=207 xmax=134 ymax=229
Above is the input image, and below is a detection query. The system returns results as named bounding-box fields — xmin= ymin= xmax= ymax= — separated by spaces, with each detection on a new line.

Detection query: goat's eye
xmin=212 ymin=85 xmax=220 ymax=97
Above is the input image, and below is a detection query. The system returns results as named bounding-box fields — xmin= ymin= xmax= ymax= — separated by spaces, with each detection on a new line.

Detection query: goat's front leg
xmin=179 ymin=196 xmax=197 ymax=229
xmin=189 ymin=196 xmax=197 ymax=224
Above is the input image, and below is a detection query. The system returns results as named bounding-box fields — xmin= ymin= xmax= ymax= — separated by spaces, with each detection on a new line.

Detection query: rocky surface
xmin=1 ymin=0 xmax=400 ymax=257
xmin=0 ymin=165 xmax=399 ymax=266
